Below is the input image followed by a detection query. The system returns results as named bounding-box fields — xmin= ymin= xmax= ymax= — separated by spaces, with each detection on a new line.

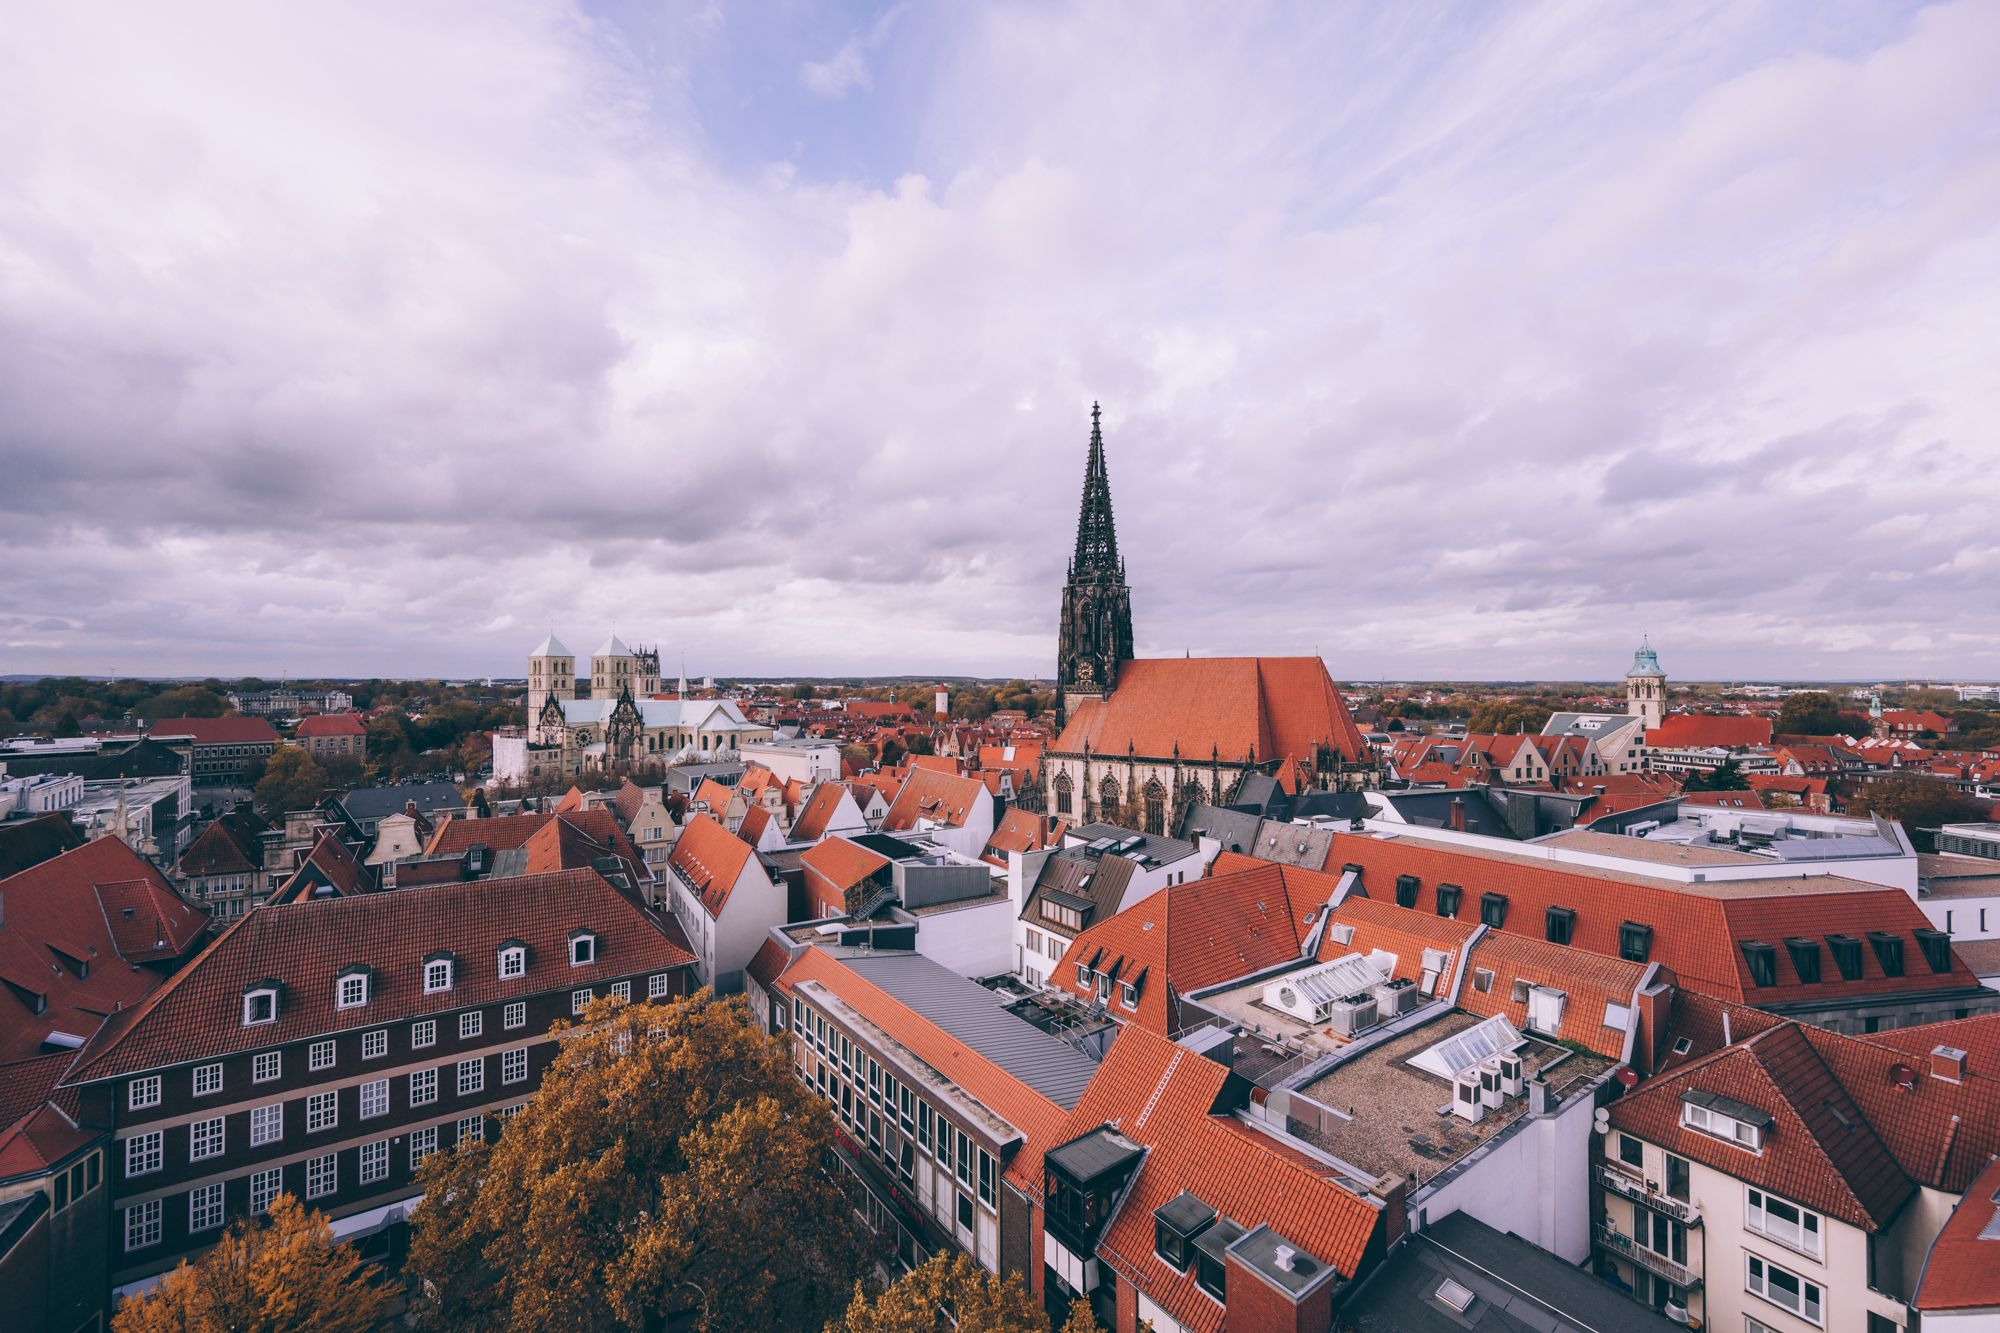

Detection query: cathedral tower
xmin=1057 ymin=404 xmax=1134 ymax=727
xmin=1626 ymin=637 xmax=1666 ymax=730
xmin=528 ymin=632 xmax=575 ymax=743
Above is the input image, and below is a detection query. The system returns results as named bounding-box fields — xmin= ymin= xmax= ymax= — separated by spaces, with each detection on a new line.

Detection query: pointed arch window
xmin=1143 ymin=780 xmax=1168 ymax=836
xmin=1053 ymin=771 xmax=1073 ymax=815
xmin=1098 ymin=775 xmax=1122 ymax=820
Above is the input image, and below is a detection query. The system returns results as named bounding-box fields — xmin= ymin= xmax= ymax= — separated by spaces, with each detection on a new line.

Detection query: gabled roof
xmin=737 ymin=804 xmax=776 ymax=848
xmin=63 ymin=869 xmax=694 ymax=1085
xmin=1915 ymin=1156 xmax=2000 ymax=1312
xmin=1054 ymin=656 xmax=1369 ymax=766
xmin=423 ymin=808 xmax=631 ymax=859
xmin=1457 ymin=931 xmax=1648 ymax=1059
xmin=1610 ymin=1021 xmax=1912 ymax=1230
xmin=1862 ymin=1014 xmax=2000 ymax=1079
xmin=1050 ymin=862 xmax=1339 ymax=1034
xmin=145 ymin=716 xmax=278 ymax=745
xmin=788 ymin=782 xmax=854 ymax=843
xmin=1065 ymin=1024 xmax=1382 ymax=1333
xmin=176 ymin=814 xmax=264 ymax=878
xmin=882 ymin=766 xmax=989 ymax=832
xmin=1646 ymin=714 xmax=1773 ymax=750
xmin=0 ymin=1052 xmax=92 ymax=1180
xmin=268 ymin=831 xmax=371 ymax=903
xmin=669 ymin=813 xmax=762 ymax=918
xmin=799 ymin=837 xmax=892 ymax=918
xmin=0 ymin=838 xmax=209 ymax=1060
xmin=745 ymin=937 xmax=793 ymax=993
xmin=1316 ymin=892 xmax=1480 ymax=996
xmin=294 ymin=713 xmax=365 ymax=738
xmin=982 ymin=807 xmax=1061 ymax=865
xmin=0 ymin=814 xmax=87 ymax=880
xmin=691 ymin=777 xmax=741 ymax=817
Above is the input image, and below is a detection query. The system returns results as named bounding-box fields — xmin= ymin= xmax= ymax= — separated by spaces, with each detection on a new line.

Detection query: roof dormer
xmin=568 ymin=929 xmax=599 ymax=967
xmin=335 ymin=963 xmax=375 ymax=1010
xmin=423 ymin=951 xmax=458 ymax=994
xmin=497 ymin=938 xmax=530 ymax=980
xmin=242 ymin=979 xmax=283 ymax=1027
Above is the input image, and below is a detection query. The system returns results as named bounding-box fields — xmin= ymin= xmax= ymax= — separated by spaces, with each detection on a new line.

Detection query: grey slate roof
xmin=1338 ymin=1211 xmax=1685 ymax=1333
xmin=835 ymin=949 xmax=1102 ymax=1108
xmin=336 ymin=782 xmax=467 ymax=824
xmin=1070 ymin=822 xmax=1198 ymax=868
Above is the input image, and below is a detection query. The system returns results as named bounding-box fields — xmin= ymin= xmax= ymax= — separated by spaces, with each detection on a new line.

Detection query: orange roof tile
xmin=799 ymin=837 xmax=892 ymax=918
xmin=1914 ymin=1157 xmax=2000 ymax=1311
xmin=668 ymin=813 xmax=760 ymax=919
xmin=788 ymin=782 xmax=850 ymax=842
xmin=1457 ymin=931 xmax=1648 ymax=1059
xmin=1053 ymin=657 xmax=1368 ymax=766
xmin=1646 ymin=714 xmax=1773 ymax=749
xmin=881 ymin=766 xmax=989 ymax=832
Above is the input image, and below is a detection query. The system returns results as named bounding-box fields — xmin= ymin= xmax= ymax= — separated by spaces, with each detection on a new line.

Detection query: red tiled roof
xmin=519 ymin=815 xmax=642 ymax=880
xmin=424 ymin=808 xmax=631 ymax=859
xmin=906 ymin=754 xmax=960 ymax=776
xmin=745 ymin=938 xmax=792 ymax=993
xmin=0 ymin=1052 xmax=93 ymax=1178
xmin=0 ymin=814 xmax=87 ymax=880
xmin=981 ymin=807 xmax=1059 ymax=864
xmin=612 ymin=779 xmax=651 ymax=826
xmin=1325 ymin=832 xmax=1975 ymax=1004
xmin=692 ymin=777 xmax=740 ymax=817
xmin=1679 ymin=788 xmax=1765 ymax=809
xmin=976 ymin=742 xmax=1042 ymax=775
xmin=1054 ymin=657 xmax=1368 ymax=766
xmin=551 ymin=786 xmax=588 ymax=814
xmin=737 ymin=804 xmax=776 ymax=848
xmin=669 ymin=813 xmax=760 ymax=919
xmin=1656 ymin=990 xmax=1786 ymax=1072
xmin=799 ymin=837 xmax=891 ymax=918
xmin=1050 ymin=862 xmax=1335 ymax=1035
xmin=847 ymin=773 xmax=902 ymax=806
xmin=177 ymin=817 xmax=263 ymax=878
xmin=271 ymin=831 xmax=371 ymax=902
xmin=1065 ymin=1025 xmax=1383 ymax=1333
xmin=1863 ymin=1014 xmax=2000 ymax=1079
xmin=63 ymin=869 xmax=695 ymax=1085
xmin=1457 ymin=931 xmax=1648 ymax=1059
xmin=1610 ymin=1022 xmax=1913 ymax=1230
xmin=1318 ymin=894 xmax=1480 ymax=995
xmin=294 ymin=713 xmax=365 ymax=738
xmin=772 ymin=946 xmax=1070 ymax=1196
xmin=1646 ymin=714 xmax=1773 ymax=749
xmin=788 ymin=782 xmax=850 ymax=843
xmin=882 ymin=767 xmax=989 ymax=832
xmin=1803 ymin=1023 xmax=2000 ymax=1194
xmin=146 ymin=716 xmax=278 ymax=745
xmin=1914 ymin=1156 xmax=2000 ymax=1311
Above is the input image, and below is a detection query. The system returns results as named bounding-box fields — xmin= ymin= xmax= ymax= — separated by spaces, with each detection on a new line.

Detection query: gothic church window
xmin=1143 ymin=780 xmax=1167 ymax=836
xmin=1053 ymin=772 xmax=1073 ymax=815
xmin=1098 ymin=776 xmax=1121 ymax=820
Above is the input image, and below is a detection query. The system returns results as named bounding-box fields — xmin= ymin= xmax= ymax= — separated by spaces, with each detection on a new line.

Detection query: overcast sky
xmin=3 ymin=2 xmax=1997 ymax=684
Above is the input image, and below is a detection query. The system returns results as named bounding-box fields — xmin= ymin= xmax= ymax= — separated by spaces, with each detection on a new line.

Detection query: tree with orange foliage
xmin=829 ymin=1251 xmax=1096 ymax=1332
xmin=111 ymin=1193 xmax=396 ymax=1333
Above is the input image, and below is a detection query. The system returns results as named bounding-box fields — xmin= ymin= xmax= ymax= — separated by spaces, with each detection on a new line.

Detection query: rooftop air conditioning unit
xmin=1496 ymin=1051 xmax=1525 ymax=1097
xmin=1478 ymin=1059 xmax=1505 ymax=1109
xmin=1327 ymin=992 xmax=1379 ymax=1038
xmin=1372 ymin=977 xmax=1418 ymax=1017
xmin=1452 ymin=1069 xmax=1486 ymax=1123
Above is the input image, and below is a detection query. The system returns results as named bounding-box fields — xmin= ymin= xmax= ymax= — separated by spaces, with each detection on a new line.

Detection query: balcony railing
xmin=1594 ymin=1219 xmax=1701 ymax=1290
xmin=1595 ymin=1163 xmax=1701 ymax=1225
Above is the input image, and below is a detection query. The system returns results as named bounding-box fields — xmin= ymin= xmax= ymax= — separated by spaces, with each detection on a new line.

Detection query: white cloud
xmin=801 ymin=37 xmax=871 ymax=99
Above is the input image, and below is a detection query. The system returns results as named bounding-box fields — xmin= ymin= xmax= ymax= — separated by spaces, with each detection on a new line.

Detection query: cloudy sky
xmin=3 ymin=2 xmax=1997 ymax=683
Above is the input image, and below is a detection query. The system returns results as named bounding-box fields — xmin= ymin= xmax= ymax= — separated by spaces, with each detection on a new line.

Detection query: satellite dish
xmin=1593 ymin=1108 xmax=1611 ymax=1132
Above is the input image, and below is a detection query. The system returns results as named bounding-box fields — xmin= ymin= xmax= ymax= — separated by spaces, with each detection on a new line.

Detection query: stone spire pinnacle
xmin=1071 ymin=402 xmax=1122 ymax=579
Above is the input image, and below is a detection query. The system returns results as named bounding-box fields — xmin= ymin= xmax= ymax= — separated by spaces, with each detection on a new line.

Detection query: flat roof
xmin=836 ymin=949 xmax=1103 ymax=1108
xmin=1294 ymin=1010 xmax=1614 ymax=1187
xmin=1536 ymin=829 xmax=1768 ymax=866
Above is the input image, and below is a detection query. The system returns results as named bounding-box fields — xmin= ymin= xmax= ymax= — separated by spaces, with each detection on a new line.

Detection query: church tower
xmin=1057 ymin=404 xmax=1135 ymax=727
xmin=1625 ymin=637 xmax=1666 ymax=730
xmin=528 ymin=632 xmax=575 ymax=743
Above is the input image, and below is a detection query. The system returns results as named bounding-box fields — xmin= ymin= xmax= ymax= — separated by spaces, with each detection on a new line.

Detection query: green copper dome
xmin=1628 ymin=638 xmax=1664 ymax=677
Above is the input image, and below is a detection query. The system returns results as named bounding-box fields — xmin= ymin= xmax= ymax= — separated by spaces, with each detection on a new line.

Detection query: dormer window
xmin=569 ymin=930 xmax=599 ymax=967
xmin=1681 ymin=1090 xmax=1770 ymax=1152
xmin=423 ymin=953 xmax=456 ymax=994
xmin=1121 ymin=981 xmax=1138 ymax=1009
xmin=497 ymin=940 xmax=528 ymax=979
xmin=335 ymin=965 xmax=373 ymax=1010
xmin=242 ymin=981 xmax=280 ymax=1027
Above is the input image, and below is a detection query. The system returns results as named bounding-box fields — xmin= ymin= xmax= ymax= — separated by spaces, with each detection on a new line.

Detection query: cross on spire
xmin=1071 ymin=402 xmax=1122 ymax=578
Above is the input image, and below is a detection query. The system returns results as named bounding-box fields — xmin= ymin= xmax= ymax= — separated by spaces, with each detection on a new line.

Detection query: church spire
xmin=1071 ymin=402 xmax=1122 ymax=579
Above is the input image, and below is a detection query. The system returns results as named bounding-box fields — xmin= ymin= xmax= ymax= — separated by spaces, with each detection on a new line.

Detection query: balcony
xmin=1594 ymin=1219 xmax=1701 ymax=1291
xmin=1595 ymin=1163 xmax=1701 ymax=1225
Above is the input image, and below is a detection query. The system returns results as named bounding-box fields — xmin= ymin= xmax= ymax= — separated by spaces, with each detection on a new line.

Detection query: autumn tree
xmin=1682 ymin=759 xmax=1750 ymax=791
xmin=254 ymin=747 xmax=329 ymax=815
xmin=112 ymin=1194 xmax=396 ymax=1333
xmin=1775 ymin=691 xmax=1850 ymax=737
xmin=132 ymin=685 xmax=229 ymax=721
xmin=829 ymin=1252 xmax=1089 ymax=1333
xmin=1465 ymin=700 xmax=1552 ymax=736
xmin=406 ymin=991 xmax=868 ymax=1333
xmin=1854 ymin=773 xmax=1989 ymax=852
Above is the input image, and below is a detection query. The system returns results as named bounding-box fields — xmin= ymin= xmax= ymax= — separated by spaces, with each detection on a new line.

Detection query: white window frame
xmin=125 ymin=1130 xmax=163 ymax=1177
xmin=253 ymin=1050 xmax=282 ymax=1083
xmin=243 ymin=989 xmax=278 ymax=1026
xmin=189 ymin=1116 xmax=225 ymax=1162
xmin=193 ymin=1063 xmax=222 ymax=1098
xmin=360 ymin=1138 xmax=389 ymax=1184
xmin=504 ymin=1001 xmax=526 ymax=1030
xmin=250 ymin=1102 xmax=284 ymax=1146
xmin=410 ymin=1067 xmax=438 ymax=1106
xmin=360 ymin=1078 xmax=389 ymax=1119
xmin=363 ymin=1028 xmax=387 ymax=1059
xmin=336 ymin=973 xmax=368 ymax=1008
xmin=457 ymin=1114 xmax=484 ymax=1146
xmin=459 ymin=1011 xmax=482 ymax=1040
xmin=124 ymin=1198 xmax=162 ymax=1252
xmin=412 ymin=1019 xmax=436 ymax=1048
xmin=570 ymin=934 xmax=597 ymax=966
xmin=250 ymin=1166 xmax=282 ymax=1214
xmin=128 ymin=1075 xmax=161 ymax=1110
xmin=309 ymin=1039 xmax=336 ymax=1072
xmin=1746 ymin=1253 xmax=1823 ymax=1327
xmin=424 ymin=959 xmax=453 ymax=993
xmin=189 ymin=1181 xmax=225 ymax=1232
xmin=1682 ymin=1101 xmax=1762 ymax=1151
xmin=502 ymin=1047 xmax=527 ymax=1085
xmin=648 ymin=972 xmax=670 ymax=999
xmin=571 ymin=988 xmax=592 ymax=1015
xmin=611 ymin=980 xmax=630 ymax=1003
xmin=457 ymin=1057 xmax=484 ymax=1097
xmin=1746 ymin=1186 xmax=1824 ymax=1260
xmin=498 ymin=946 xmax=526 ymax=979
xmin=305 ymin=1152 xmax=337 ymax=1199
xmin=306 ymin=1089 xmax=339 ymax=1133
xmin=410 ymin=1125 xmax=437 ymax=1167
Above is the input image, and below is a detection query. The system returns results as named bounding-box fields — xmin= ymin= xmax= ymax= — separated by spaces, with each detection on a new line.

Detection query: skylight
xmin=1410 ymin=1015 xmax=1523 ymax=1081
xmin=1435 ymin=1277 xmax=1476 ymax=1312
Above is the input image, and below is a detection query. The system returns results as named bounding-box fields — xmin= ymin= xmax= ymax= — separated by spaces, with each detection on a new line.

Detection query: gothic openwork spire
xmin=1071 ymin=402 xmax=1122 ymax=579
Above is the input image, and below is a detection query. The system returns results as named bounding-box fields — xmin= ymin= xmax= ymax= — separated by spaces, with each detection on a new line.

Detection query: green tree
xmin=829 ymin=1252 xmax=1074 ymax=1333
xmin=254 ymin=747 xmax=329 ymax=815
xmin=1465 ymin=700 xmax=1552 ymax=735
xmin=111 ymin=1194 xmax=397 ymax=1333
xmin=1854 ymin=773 xmax=1989 ymax=852
xmin=52 ymin=709 xmax=81 ymax=738
xmin=791 ymin=682 xmax=817 ymax=701
xmin=904 ymin=734 xmax=936 ymax=757
xmin=1682 ymin=759 xmax=1750 ymax=791
xmin=1775 ymin=692 xmax=1848 ymax=737
xmin=132 ymin=685 xmax=229 ymax=721
xmin=406 ymin=992 xmax=867 ymax=1333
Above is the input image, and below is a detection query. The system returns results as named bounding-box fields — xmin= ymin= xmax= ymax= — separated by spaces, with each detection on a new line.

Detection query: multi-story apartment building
xmin=174 ymin=809 xmax=270 ymax=930
xmin=57 ymin=869 xmax=696 ymax=1300
xmin=1595 ymin=1001 xmax=2000 ymax=1331
xmin=293 ymin=713 xmax=365 ymax=763
xmin=146 ymin=717 xmax=278 ymax=787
